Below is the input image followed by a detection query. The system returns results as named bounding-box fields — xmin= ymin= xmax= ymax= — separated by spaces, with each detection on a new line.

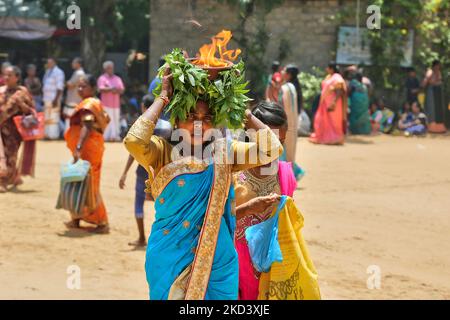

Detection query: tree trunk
xmin=80 ymin=0 xmax=116 ymax=75
xmin=81 ymin=26 xmax=107 ymax=75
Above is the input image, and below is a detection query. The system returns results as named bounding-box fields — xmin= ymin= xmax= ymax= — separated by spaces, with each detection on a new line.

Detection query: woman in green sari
xmin=348 ymin=73 xmax=371 ymax=135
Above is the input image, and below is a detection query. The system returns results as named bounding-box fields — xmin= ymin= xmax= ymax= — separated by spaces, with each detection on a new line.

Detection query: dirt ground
xmin=1 ymin=134 xmax=449 ymax=300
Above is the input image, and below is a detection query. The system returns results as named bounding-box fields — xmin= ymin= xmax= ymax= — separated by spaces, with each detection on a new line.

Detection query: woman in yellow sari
xmin=124 ymin=68 xmax=282 ymax=300
xmin=235 ymin=101 xmax=320 ymax=300
xmin=64 ymin=75 xmax=110 ymax=233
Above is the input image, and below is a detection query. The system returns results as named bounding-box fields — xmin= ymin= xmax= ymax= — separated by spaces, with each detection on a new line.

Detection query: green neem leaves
xmin=153 ymin=48 xmax=251 ymax=129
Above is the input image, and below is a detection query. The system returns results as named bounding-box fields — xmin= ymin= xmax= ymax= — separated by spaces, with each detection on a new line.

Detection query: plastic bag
xmin=60 ymin=159 xmax=91 ymax=184
xmin=245 ymin=196 xmax=287 ymax=273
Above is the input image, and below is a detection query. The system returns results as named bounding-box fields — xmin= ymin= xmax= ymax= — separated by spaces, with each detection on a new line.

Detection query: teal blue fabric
xmin=244 ymin=195 xmax=287 ymax=273
xmin=348 ymin=79 xmax=371 ymax=135
xmin=60 ymin=160 xmax=90 ymax=184
xmin=145 ymin=163 xmax=238 ymax=300
xmin=279 ymin=149 xmax=305 ymax=181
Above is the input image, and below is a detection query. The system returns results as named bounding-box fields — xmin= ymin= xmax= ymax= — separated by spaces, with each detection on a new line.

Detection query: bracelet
xmin=158 ymin=95 xmax=170 ymax=107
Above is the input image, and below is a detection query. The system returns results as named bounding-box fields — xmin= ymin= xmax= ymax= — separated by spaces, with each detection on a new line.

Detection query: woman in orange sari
xmin=310 ymin=62 xmax=347 ymax=145
xmin=64 ymin=75 xmax=110 ymax=233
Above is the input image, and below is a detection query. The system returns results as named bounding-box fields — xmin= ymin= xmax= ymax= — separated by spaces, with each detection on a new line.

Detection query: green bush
xmin=298 ymin=67 xmax=325 ymax=111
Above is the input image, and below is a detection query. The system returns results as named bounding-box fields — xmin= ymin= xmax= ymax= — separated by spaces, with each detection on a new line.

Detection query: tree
xmin=39 ymin=0 xmax=149 ymax=75
xmin=215 ymin=0 xmax=285 ymax=99
xmin=332 ymin=0 xmax=449 ymax=111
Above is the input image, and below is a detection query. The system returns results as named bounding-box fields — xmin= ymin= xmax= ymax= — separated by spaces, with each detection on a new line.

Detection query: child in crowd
xmin=370 ymin=101 xmax=383 ymax=134
xmin=119 ymin=95 xmax=173 ymax=247
xmin=398 ymin=101 xmax=427 ymax=136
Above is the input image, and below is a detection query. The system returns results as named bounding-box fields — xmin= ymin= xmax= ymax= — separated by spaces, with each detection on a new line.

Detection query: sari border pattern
xmin=150 ymin=156 xmax=208 ymax=199
xmin=185 ymin=139 xmax=231 ymax=300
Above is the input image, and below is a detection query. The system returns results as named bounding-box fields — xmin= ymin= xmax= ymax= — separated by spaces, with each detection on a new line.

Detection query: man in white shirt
xmin=64 ymin=57 xmax=85 ymax=132
xmin=42 ymin=57 xmax=65 ymax=140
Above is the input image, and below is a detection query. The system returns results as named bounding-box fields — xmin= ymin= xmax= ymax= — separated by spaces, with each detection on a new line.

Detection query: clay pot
xmin=187 ymin=58 xmax=234 ymax=80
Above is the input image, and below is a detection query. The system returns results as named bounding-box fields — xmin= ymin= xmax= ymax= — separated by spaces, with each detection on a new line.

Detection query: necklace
xmin=244 ymin=168 xmax=280 ymax=197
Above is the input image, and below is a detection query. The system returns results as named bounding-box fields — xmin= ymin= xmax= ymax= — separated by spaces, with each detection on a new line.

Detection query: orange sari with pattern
xmin=64 ymin=98 xmax=110 ymax=226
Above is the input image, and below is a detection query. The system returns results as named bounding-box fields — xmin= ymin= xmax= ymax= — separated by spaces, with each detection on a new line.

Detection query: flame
xmin=193 ymin=30 xmax=241 ymax=68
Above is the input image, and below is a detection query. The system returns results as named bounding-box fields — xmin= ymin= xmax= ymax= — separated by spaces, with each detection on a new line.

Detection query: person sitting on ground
xmin=370 ymin=98 xmax=395 ymax=134
xmin=369 ymin=101 xmax=383 ymax=134
xmin=398 ymin=101 xmax=427 ymax=137
xmin=398 ymin=101 xmax=411 ymax=119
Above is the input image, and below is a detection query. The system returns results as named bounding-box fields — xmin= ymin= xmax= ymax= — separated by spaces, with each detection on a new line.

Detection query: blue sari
xmin=145 ymin=156 xmax=238 ymax=300
xmin=123 ymin=115 xmax=283 ymax=300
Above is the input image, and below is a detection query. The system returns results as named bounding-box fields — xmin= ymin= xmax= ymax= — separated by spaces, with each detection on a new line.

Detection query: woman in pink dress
xmin=310 ymin=62 xmax=347 ymax=145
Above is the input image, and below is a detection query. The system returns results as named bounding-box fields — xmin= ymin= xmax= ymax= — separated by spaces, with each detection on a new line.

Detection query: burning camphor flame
xmin=193 ymin=30 xmax=241 ymax=68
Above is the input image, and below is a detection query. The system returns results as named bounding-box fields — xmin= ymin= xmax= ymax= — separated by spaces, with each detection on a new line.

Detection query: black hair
xmin=251 ymin=101 xmax=287 ymax=128
xmin=271 ymin=60 xmax=280 ymax=73
xmin=158 ymin=56 xmax=165 ymax=68
xmin=400 ymin=101 xmax=411 ymax=114
xmin=411 ymin=100 xmax=422 ymax=111
xmin=82 ymin=74 xmax=97 ymax=88
xmin=355 ymin=72 xmax=363 ymax=82
xmin=142 ymin=94 xmax=154 ymax=109
xmin=328 ymin=61 xmax=339 ymax=73
xmin=407 ymin=67 xmax=416 ymax=73
xmin=432 ymin=59 xmax=441 ymax=67
xmin=285 ymin=64 xmax=303 ymax=112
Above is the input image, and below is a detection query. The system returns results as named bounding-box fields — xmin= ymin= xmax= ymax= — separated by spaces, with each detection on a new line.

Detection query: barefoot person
xmin=234 ymin=101 xmax=320 ymax=300
xmin=124 ymin=64 xmax=282 ymax=300
xmin=0 ymin=66 xmax=36 ymax=193
xmin=64 ymin=75 xmax=110 ymax=233
xmin=119 ymin=95 xmax=161 ymax=247
xmin=119 ymin=153 xmax=148 ymax=247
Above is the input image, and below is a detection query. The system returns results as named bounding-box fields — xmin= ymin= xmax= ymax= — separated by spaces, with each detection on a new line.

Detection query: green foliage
xmin=214 ymin=0 xmax=286 ymax=99
xmin=298 ymin=67 xmax=325 ymax=110
xmin=417 ymin=0 xmax=450 ymax=69
xmin=278 ymin=36 xmax=292 ymax=63
xmin=336 ymin=0 xmax=449 ymax=105
xmin=365 ymin=0 xmax=423 ymax=91
xmin=153 ymin=49 xmax=251 ymax=129
xmin=38 ymin=0 xmax=149 ymax=51
xmin=207 ymin=61 xmax=252 ymax=128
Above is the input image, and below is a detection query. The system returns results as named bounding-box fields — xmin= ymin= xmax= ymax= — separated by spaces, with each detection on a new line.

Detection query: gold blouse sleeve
xmin=230 ymin=127 xmax=283 ymax=172
xmin=123 ymin=116 xmax=172 ymax=176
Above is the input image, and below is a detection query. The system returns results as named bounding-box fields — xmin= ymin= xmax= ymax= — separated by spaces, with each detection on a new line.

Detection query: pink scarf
xmin=278 ymin=160 xmax=297 ymax=197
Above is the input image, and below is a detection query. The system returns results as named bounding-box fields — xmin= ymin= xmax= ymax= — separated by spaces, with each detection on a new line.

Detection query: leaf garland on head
xmin=153 ymin=48 xmax=251 ymax=129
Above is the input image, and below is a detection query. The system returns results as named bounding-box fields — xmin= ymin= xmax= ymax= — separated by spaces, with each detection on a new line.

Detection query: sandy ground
xmin=1 ymin=134 xmax=450 ymax=300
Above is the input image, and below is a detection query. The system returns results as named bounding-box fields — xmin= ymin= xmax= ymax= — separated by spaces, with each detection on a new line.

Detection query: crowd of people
xmin=0 ymin=58 xmax=127 ymax=143
xmin=265 ymin=59 xmax=447 ymax=145
xmin=0 ymin=50 xmax=447 ymax=300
